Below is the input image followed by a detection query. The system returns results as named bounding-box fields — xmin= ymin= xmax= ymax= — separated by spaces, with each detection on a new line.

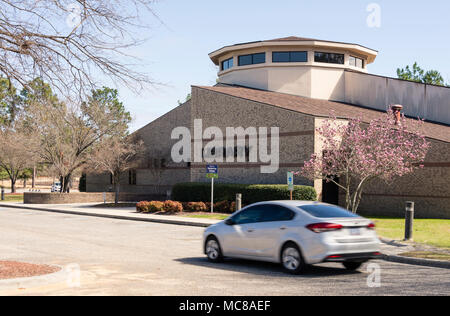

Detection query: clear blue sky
xmin=119 ymin=0 xmax=450 ymax=131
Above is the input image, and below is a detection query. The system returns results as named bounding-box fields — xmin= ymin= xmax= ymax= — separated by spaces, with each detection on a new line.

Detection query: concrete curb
xmin=0 ymin=265 xmax=67 ymax=291
xmin=379 ymin=238 xmax=450 ymax=269
xmin=381 ymin=254 xmax=450 ymax=270
xmin=0 ymin=203 xmax=212 ymax=228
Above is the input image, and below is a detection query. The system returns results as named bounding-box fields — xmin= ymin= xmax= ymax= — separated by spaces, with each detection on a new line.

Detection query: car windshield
xmin=298 ymin=204 xmax=359 ymax=218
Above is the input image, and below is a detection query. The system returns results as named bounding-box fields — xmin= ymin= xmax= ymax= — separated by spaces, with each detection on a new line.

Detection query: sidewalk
xmin=0 ymin=202 xmax=220 ymax=228
xmin=1 ymin=201 xmax=448 ymax=269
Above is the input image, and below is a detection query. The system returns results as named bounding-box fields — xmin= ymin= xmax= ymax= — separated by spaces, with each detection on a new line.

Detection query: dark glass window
xmin=298 ymin=204 xmax=359 ymax=218
xmin=291 ymin=51 xmax=308 ymax=62
xmin=129 ymin=170 xmax=137 ymax=185
xmin=232 ymin=206 xmax=264 ymax=224
xmin=252 ymin=53 xmax=266 ymax=64
xmin=238 ymin=53 xmax=266 ymax=66
xmin=314 ymin=52 xmax=344 ymax=65
xmin=221 ymin=57 xmax=234 ymax=71
xmin=260 ymin=205 xmax=296 ymax=222
xmin=273 ymin=51 xmax=308 ymax=63
xmin=238 ymin=54 xmax=252 ymax=66
xmin=273 ymin=52 xmax=289 ymax=62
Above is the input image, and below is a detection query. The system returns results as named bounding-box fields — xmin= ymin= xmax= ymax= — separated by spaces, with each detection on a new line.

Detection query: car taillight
xmin=306 ymin=223 xmax=343 ymax=233
xmin=367 ymin=222 xmax=376 ymax=230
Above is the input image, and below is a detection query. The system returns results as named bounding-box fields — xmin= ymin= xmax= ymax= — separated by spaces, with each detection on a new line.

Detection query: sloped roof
xmin=193 ymin=85 xmax=450 ymax=143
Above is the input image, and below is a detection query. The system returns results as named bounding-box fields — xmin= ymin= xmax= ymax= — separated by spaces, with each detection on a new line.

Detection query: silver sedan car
xmin=203 ymin=201 xmax=381 ymax=274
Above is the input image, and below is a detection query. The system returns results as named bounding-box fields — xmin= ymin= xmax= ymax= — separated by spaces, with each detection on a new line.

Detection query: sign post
xmin=287 ymin=172 xmax=294 ymax=201
xmin=206 ymin=165 xmax=219 ymax=213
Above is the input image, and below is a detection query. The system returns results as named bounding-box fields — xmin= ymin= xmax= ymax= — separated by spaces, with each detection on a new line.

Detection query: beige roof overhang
xmin=209 ymin=37 xmax=378 ymax=65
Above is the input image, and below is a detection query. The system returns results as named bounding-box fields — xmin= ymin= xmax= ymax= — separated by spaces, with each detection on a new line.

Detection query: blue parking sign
xmin=206 ymin=165 xmax=218 ymax=174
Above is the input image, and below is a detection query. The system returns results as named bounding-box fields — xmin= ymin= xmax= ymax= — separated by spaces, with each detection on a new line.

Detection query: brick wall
xmin=24 ymin=192 xmax=166 ymax=204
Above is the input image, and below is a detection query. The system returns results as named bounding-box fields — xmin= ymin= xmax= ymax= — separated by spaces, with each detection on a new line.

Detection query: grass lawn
xmin=1 ymin=194 xmax=24 ymax=203
xmin=181 ymin=213 xmax=230 ymax=220
xmin=370 ymin=217 xmax=450 ymax=249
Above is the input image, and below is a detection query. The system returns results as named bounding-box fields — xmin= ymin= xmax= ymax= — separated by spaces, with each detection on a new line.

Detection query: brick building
xmin=87 ymin=37 xmax=450 ymax=218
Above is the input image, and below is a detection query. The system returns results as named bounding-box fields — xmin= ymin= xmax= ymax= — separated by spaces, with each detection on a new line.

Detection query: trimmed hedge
xmin=183 ymin=202 xmax=208 ymax=212
xmin=172 ymin=183 xmax=317 ymax=205
xmin=137 ymin=200 xmax=182 ymax=213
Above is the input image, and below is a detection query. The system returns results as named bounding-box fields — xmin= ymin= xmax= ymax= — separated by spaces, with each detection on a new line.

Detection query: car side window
xmin=232 ymin=206 xmax=264 ymax=225
xmin=260 ymin=205 xmax=295 ymax=222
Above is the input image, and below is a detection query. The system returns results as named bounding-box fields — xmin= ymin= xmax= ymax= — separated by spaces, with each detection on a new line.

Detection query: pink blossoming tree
xmin=297 ymin=110 xmax=430 ymax=214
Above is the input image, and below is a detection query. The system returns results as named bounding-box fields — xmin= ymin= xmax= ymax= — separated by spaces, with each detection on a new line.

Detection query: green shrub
xmin=172 ymin=183 xmax=317 ymax=205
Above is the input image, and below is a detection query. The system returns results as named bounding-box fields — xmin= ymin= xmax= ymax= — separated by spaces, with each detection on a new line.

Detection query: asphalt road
xmin=0 ymin=207 xmax=449 ymax=296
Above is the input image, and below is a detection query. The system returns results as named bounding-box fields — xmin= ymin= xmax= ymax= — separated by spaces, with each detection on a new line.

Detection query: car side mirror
xmin=225 ymin=218 xmax=235 ymax=226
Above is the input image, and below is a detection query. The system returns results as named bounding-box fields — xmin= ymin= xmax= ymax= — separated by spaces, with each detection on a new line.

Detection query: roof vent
xmin=391 ymin=104 xmax=403 ymax=125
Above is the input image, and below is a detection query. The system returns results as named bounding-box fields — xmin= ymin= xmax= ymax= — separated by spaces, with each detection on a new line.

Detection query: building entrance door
xmin=322 ymin=177 xmax=339 ymax=206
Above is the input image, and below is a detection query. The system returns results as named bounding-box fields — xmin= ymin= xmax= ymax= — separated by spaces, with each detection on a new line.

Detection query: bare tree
xmin=27 ymin=87 xmax=132 ymax=193
xmin=88 ymin=135 xmax=146 ymax=204
xmin=0 ymin=125 xmax=37 ymax=193
xmin=0 ymin=0 xmax=159 ymax=97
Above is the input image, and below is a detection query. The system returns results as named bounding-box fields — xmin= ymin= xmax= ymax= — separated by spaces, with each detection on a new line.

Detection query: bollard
xmin=405 ymin=201 xmax=415 ymax=241
xmin=236 ymin=194 xmax=242 ymax=212
xmin=1 ymin=187 xmax=4 ymax=201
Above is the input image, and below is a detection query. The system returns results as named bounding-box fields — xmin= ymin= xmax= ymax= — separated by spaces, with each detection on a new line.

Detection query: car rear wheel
xmin=281 ymin=243 xmax=305 ymax=274
xmin=343 ymin=262 xmax=363 ymax=271
xmin=205 ymin=236 xmax=223 ymax=263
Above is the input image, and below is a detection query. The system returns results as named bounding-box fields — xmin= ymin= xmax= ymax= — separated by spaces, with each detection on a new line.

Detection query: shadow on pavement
xmin=176 ymin=257 xmax=363 ymax=278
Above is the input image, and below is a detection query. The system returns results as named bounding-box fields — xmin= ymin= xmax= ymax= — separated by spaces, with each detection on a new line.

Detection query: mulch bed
xmin=146 ymin=211 xmax=229 ymax=216
xmin=0 ymin=261 xmax=60 ymax=280
xmin=92 ymin=203 xmax=137 ymax=208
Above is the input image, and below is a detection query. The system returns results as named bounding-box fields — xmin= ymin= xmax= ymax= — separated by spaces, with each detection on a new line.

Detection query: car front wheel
xmin=205 ymin=236 xmax=223 ymax=263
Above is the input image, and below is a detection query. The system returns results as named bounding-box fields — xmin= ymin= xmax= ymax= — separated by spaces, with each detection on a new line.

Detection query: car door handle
xmin=280 ymin=227 xmax=287 ymax=231
xmin=247 ymin=228 xmax=255 ymax=233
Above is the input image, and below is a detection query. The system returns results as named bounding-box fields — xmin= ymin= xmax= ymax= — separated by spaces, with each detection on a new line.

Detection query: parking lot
xmin=0 ymin=207 xmax=449 ymax=296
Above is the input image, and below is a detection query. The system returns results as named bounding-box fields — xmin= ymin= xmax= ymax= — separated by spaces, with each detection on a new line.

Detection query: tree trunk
xmin=115 ymin=183 xmax=120 ymax=205
xmin=32 ymin=166 xmax=36 ymax=188
xmin=62 ymin=174 xmax=72 ymax=193
xmin=59 ymin=176 xmax=64 ymax=193
xmin=11 ymin=179 xmax=16 ymax=194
